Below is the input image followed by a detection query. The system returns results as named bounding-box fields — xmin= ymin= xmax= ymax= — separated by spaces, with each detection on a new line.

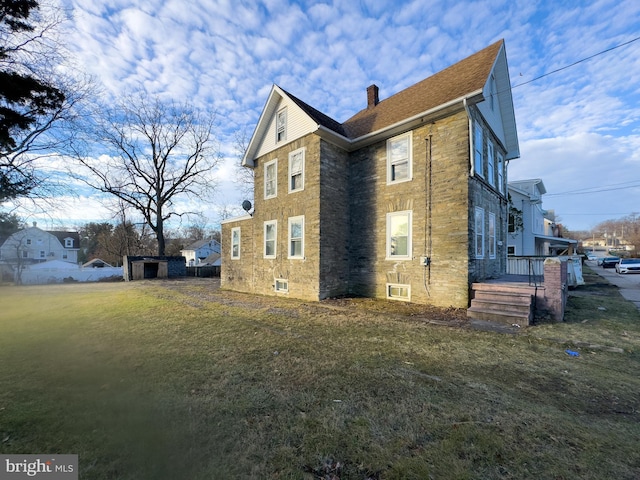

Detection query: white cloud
xmin=20 ymin=0 xmax=638 ymax=233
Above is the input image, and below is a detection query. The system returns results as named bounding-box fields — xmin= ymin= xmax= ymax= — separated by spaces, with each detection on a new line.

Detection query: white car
xmin=616 ymin=258 xmax=640 ymax=274
xmin=587 ymin=253 xmax=598 ymax=261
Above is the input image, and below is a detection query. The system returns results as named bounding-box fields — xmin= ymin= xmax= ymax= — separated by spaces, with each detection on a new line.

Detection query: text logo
xmin=0 ymin=455 xmax=77 ymax=480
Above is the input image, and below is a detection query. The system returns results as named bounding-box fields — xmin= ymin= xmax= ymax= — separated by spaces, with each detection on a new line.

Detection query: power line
xmin=511 ymin=35 xmax=640 ymax=90
xmin=546 ymin=180 xmax=640 ymax=196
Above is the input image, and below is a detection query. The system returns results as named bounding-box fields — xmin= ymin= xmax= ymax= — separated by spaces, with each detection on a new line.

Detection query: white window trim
xmin=487 ymin=141 xmax=495 ymax=187
xmin=288 ymin=148 xmax=305 ymax=193
xmin=264 ymin=159 xmax=277 ymax=200
xmin=386 ymin=210 xmax=412 ymax=260
xmin=64 ymin=238 xmax=73 ymax=248
xmin=474 ymin=122 xmax=484 ymax=178
xmin=497 ymin=152 xmax=505 ymax=194
xmin=288 ymin=215 xmax=305 ymax=259
xmin=264 ymin=220 xmax=277 ymax=259
xmin=489 ymin=212 xmax=496 ymax=259
xmin=274 ymin=278 xmax=289 ymax=293
xmin=387 ymin=283 xmax=411 ymax=302
xmin=475 ymin=207 xmax=485 ymax=259
xmin=386 ymin=132 xmax=413 ymax=185
xmin=507 ymin=245 xmax=516 ymax=256
xmin=276 ymin=108 xmax=287 ymax=143
xmin=230 ymin=227 xmax=241 ymax=260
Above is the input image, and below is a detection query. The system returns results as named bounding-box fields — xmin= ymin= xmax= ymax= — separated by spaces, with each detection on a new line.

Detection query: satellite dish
xmin=242 ymin=200 xmax=252 ymax=212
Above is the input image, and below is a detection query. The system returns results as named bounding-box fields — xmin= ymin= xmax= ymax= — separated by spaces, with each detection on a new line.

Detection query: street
xmin=587 ymin=260 xmax=640 ymax=310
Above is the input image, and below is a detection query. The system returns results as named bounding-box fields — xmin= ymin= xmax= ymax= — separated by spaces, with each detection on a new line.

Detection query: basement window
xmin=275 ymin=279 xmax=288 ymax=293
xmin=387 ymin=283 xmax=411 ymax=302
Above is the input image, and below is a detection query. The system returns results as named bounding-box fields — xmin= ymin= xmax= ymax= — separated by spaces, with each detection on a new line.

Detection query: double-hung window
xmin=231 ymin=227 xmax=241 ymax=260
xmin=264 ymin=220 xmax=277 ymax=259
xmin=475 ymin=207 xmax=485 ymax=259
xmin=489 ymin=213 xmax=496 ymax=259
xmin=497 ymin=152 xmax=505 ymax=194
xmin=474 ymin=122 xmax=483 ymax=178
xmin=387 ymin=133 xmax=412 ymax=184
xmin=289 ymin=148 xmax=305 ymax=193
xmin=276 ymin=108 xmax=287 ymax=143
xmin=264 ymin=159 xmax=277 ymax=199
xmin=288 ymin=216 xmax=304 ymax=259
xmin=386 ymin=211 xmax=412 ymax=259
xmin=487 ymin=141 xmax=495 ymax=187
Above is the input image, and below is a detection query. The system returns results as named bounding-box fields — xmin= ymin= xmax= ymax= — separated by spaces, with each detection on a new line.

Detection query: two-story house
xmin=221 ymin=40 xmax=519 ymax=308
xmin=0 ymin=224 xmax=80 ymax=265
xmin=180 ymin=238 xmax=221 ymax=266
xmin=507 ymin=179 xmax=576 ymax=256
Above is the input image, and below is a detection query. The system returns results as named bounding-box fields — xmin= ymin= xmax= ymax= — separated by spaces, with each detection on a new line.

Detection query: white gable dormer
xmin=243 ymin=85 xmax=321 ymax=167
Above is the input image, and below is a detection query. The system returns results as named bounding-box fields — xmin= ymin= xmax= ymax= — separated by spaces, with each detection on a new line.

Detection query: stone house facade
xmin=222 ymin=40 xmax=519 ymax=308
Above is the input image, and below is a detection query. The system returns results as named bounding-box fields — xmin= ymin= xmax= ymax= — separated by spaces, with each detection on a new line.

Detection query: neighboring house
xmin=222 ymin=40 xmax=519 ymax=308
xmin=180 ymin=239 xmax=221 ymax=266
xmin=507 ymin=179 xmax=576 ymax=256
xmin=0 ymin=224 xmax=80 ymax=265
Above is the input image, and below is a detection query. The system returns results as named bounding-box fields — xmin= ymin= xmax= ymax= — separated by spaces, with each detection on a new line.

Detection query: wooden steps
xmin=467 ymin=283 xmax=536 ymax=326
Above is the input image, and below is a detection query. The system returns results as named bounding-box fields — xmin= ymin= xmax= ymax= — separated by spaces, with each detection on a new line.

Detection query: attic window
xmin=489 ymin=74 xmax=497 ymax=111
xmin=276 ymin=108 xmax=287 ymax=143
xmin=64 ymin=238 xmax=73 ymax=248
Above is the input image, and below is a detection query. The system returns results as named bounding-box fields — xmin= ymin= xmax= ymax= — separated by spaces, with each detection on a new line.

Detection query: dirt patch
xmin=154 ymin=277 xmax=469 ymax=329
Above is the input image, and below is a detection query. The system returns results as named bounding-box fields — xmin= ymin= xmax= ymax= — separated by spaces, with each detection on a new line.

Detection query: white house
xmin=180 ymin=239 xmax=221 ymax=266
xmin=508 ymin=179 xmax=576 ymax=256
xmin=0 ymin=224 xmax=80 ymax=265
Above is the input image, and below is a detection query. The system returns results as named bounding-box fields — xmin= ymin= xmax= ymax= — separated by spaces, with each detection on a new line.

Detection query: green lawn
xmin=0 ymin=274 xmax=639 ymax=479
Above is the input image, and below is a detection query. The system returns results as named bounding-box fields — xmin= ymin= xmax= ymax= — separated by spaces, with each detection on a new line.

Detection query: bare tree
xmin=73 ymin=94 xmax=220 ymax=255
xmin=233 ymin=125 xmax=254 ymax=200
xmin=1 ymin=0 xmax=93 ymax=203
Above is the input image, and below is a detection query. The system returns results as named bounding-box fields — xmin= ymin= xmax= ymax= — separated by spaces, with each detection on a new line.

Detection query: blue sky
xmin=20 ymin=0 xmax=640 ymax=232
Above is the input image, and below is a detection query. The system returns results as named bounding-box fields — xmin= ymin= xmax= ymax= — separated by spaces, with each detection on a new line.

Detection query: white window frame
xmin=276 ymin=108 xmax=287 ymax=143
xmin=474 ymin=122 xmax=483 ymax=178
xmin=288 ymin=148 xmax=305 ymax=193
xmin=288 ymin=216 xmax=304 ymax=259
xmin=487 ymin=141 xmax=495 ymax=187
xmin=507 ymin=245 xmax=516 ymax=256
xmin=26 ymin=238 xmax=31 ymax=245
xmin=231 ymin=227 xmax=241 ymax=260
xmin=274 ymin=279 xmax=289 ymax=293
xmin=64 ymin=238 xmax=73 ymax=248
xmin=489 ymin=212 xmax=496 ymax=259
xmin=475 ymin=207 xmax=485 ymax=259
xmin=386 ymin=132 xmax=412 ymax=184
xmin=264 ymin=220 xmax=277 ymax=259
xmin=264 ymin=159 xmax=277 ymax=199
xmin=497 ymin=152 xmax=505 ymax=194
xmin=386 ymin=210 xmax=412 ymax=260
xmin=386 ymin=283 xmax=411 ymax=302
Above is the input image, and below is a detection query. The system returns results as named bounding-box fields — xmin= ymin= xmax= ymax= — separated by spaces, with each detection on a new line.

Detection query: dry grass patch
xmin=0 ymin=277 xmax=639 ymax=479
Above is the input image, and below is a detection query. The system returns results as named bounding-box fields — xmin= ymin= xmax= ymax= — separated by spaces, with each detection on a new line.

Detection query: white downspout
xmin=464 ymin=98 xmax=474 ymax=177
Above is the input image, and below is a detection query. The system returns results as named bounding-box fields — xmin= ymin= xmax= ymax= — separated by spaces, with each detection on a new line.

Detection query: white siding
xmin=255 ymin=97 xmax=318 ymax=158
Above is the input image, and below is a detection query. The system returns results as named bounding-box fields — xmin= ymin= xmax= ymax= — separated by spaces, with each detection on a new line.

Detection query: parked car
xmin=601 ymin=257 xmax=620 ymax=268
xmin=597 ymin=257 xmax=604 ymax=266
xmin=615 ymin=258 xmax=640 ymax=274
xmin=587 ymin=253 xmax=598 ymax=261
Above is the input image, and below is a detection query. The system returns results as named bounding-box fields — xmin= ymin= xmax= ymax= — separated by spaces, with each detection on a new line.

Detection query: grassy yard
xmin=0 ymin=271 xmax=639 ymax=479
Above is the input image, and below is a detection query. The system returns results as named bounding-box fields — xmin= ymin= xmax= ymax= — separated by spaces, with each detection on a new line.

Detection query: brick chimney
xmin=367 ymin=84 xmax=379 ymax=108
